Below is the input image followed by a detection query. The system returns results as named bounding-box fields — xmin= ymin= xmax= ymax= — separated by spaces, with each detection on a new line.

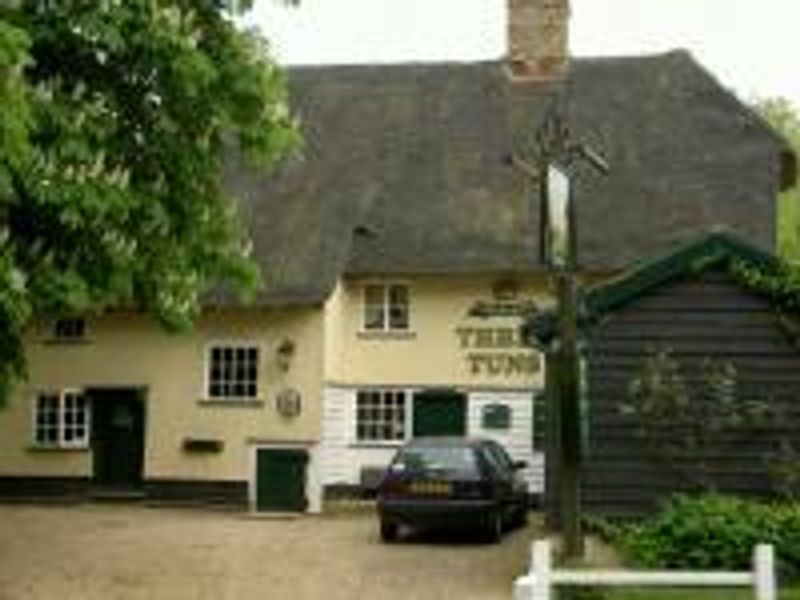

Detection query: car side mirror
xmin=512 ymin=460 xmax=527 ymax=471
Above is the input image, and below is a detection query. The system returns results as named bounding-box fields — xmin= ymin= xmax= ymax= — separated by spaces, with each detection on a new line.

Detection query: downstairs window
xmin=33 ymin=390 xmax=89 ymax=448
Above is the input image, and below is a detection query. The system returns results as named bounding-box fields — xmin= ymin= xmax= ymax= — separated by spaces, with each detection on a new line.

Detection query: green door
xmin=412 ymin=391 xmax=467 ymax=437
xmin=255 ymin=449 xmax=308 ymax=512
xmin=91 ymin=389 xmax=145 ymax=489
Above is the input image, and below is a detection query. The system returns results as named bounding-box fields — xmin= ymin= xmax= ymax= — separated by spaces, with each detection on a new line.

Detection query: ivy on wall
xmin=622 ymin=347 xmax=800 ymax=498
xmin=728 ymin=258 xmax=800 ymax=345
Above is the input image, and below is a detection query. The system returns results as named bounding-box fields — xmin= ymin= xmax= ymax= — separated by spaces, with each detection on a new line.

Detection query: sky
xmin=246 ymin=0 xmax=800 ymax=107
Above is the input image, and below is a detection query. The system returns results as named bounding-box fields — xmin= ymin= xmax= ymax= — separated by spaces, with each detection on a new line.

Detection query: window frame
xmin=204 ymin=341 xmax=262 ymax=401
xmin=31 ymin=388 xmax=90 ymax=449
xmin=354 ymin=388 xmax=410 ymax=444
xmin=44 ymin=317 xmax=89 ymax=344
xmin=361 ymin=282 xmax=411 ymax=333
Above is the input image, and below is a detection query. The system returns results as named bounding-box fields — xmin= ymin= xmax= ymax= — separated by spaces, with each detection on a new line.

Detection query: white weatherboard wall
xmin=321 ymin=386 xmax=543 ymax=493
xmin=321 ymin=386 xmax=398 ymax=488
xmin=468 ymin=390 xmax=543 ymax=493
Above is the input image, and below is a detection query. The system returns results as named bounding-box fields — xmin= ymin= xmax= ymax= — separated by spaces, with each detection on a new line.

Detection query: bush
xmin=619 ymin=495 xmax=781 ymax=571
xmin=773 ymin=503 xmax=800 ymax=576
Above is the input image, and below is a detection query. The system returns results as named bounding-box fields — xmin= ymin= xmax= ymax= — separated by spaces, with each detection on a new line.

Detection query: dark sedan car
xmin=376 ymin=437 xmax=529 ymax=543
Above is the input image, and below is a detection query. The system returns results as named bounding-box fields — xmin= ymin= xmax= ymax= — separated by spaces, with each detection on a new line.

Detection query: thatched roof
xmin=221 ymin=51 xmax=794 ymax=307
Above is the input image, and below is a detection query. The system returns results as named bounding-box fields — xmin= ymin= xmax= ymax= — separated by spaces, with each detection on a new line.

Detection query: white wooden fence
xmin=514 ymin=540 xmax=776 ymax=600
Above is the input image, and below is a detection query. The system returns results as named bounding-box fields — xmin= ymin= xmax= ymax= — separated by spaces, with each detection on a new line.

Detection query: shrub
xmin=772 ymin=503 xmax=800 ymax=576
xmin=619 ymin=495 xmax=780 ymax=571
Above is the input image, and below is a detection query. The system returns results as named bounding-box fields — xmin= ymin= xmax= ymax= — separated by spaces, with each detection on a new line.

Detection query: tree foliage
xmin=0 ymin=0 xmax=299 ymax=399
xmin=755 ymin=97 xmax=800 ymax=259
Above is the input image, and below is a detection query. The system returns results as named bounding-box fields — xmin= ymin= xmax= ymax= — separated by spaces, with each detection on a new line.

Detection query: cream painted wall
xmin=0 ymin=307 xmax=324 ymax=482
xmin=325 ymin=274 xmax=550 ymax=389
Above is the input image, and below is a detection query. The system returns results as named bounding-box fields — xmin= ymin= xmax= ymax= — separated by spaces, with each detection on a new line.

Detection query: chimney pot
xmin=508 ymin=0 xmax=570 ymax=81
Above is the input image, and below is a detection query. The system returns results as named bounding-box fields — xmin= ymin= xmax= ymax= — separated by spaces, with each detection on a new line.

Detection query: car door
xmin=479 ymin=442 xmax=516 ymax=515
xmin=483 ymin=442 xmax=525 ymax=516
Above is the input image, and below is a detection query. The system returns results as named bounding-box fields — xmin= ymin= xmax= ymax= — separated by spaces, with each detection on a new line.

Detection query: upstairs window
xmin=207 ymin=344 xmax=259 ymax=400
xmin=33 ymin=390 xmax=89 ymax=448
xmin=363 ymin=284 xmax=409 ymax=332
xmin=52 ymin=318 xmax=86 ymax=342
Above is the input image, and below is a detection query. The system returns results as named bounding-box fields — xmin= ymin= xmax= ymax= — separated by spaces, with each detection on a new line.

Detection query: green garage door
xmin=412 ymin=391 xmax=467 ymax=437
xmin=255 ymin=448 xmax=308 ymax=512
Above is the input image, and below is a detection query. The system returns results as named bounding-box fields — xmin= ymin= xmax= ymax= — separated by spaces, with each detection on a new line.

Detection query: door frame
xmin=88 ymin=386 xmax=147 ymax=489
xmin=247 ymin=440 xmax=321 ymax=514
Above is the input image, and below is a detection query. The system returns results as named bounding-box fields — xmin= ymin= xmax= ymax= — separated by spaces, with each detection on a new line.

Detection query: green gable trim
xmin=521 ymin=231 xmax=778 ymax=350
xmin=583 ymin=231 xmax=777 ymax=324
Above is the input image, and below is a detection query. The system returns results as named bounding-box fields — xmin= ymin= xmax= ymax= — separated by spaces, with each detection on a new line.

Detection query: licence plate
xmin=410 ymin=481 xmax=452 ymax=495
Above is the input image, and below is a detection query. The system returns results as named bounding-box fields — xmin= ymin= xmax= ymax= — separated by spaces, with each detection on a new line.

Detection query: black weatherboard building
xmin=532 ymin=233 xmax=800 ymax=519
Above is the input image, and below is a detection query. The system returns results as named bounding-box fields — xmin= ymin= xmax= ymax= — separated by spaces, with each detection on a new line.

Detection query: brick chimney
xmin=508 ymin=0 xmax=570 ymax=80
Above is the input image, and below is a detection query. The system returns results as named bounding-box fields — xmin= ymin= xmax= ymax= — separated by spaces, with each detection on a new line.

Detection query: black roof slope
xmin=222 ymin=51 xmax=794 ymax=306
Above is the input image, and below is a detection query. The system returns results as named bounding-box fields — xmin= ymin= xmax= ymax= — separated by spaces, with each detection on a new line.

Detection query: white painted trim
xmin=514 ymin=541 xmax=776 ymax=600
xmin=202 ymin=340 xmax=264 ymax=401
xmin=324 ymin=380 xmax=540 ymax=394
xmin=248 ymin=441 xmax=322 ymax=514
xmin=31 ymin=387 xmax=90 ymax=450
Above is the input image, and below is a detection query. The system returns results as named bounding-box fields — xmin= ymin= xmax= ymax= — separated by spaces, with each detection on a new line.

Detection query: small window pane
xmin=389 ymin=306 xmax=409 ymax=330
xmin=364 ymin=306 xmax=385 ymax=331
xmin=389 ymin=285 xmax=408 ymax=306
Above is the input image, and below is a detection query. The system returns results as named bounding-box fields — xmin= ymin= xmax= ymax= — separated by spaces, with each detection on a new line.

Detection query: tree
xmin=755 ymin=97 xmax=800 ymax=259
xmin=0 ymin=1 xmax=299 ymax=399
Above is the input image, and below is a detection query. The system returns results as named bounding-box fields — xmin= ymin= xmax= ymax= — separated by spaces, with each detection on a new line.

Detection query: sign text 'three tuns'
xmin=456 ymin=326 xmax=541 ymax=377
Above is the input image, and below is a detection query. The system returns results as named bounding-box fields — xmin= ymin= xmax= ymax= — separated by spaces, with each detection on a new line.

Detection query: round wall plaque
xmin=276 ymin=388 xmax=302 ymax=419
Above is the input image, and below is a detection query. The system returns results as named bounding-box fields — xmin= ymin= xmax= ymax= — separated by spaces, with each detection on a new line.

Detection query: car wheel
xmin=484 ymin=511 xmax=503 ymax=544
xmin=380 ymin=520 xmax=398 ymax=543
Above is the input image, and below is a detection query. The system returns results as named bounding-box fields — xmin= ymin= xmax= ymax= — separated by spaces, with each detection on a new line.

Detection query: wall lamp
xmin=276 ymin=338 xmax=296 ymax=372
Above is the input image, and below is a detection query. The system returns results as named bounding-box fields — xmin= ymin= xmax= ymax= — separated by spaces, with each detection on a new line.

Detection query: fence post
xmin=754 ymin=544 xmax=776 ymax=600
xmin=532 ymin=540 xmax=552 ymax=600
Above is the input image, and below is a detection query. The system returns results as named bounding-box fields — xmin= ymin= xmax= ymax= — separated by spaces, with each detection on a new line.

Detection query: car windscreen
xmin=389 ymin=446 xmax=479 ymax=478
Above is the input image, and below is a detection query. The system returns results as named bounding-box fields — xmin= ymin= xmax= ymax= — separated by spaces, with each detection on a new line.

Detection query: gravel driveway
xmin=0 ymin=503 xmax=536 ymax=600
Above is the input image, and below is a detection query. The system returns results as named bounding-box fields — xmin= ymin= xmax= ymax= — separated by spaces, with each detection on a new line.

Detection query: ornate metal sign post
xmin=512 ymin=105 xmax=608 ymax=561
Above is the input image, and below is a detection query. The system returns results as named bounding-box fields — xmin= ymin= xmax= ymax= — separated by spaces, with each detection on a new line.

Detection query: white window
xmin=33 ymin=390 xmax=89 ymax=448
xmin=363 ymin=284 xmax=409 ymax=331
xmin=207 ymin=344 xmax=259 ymax=399
xmin=356 ymin=389 xmax=407 ymax=442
